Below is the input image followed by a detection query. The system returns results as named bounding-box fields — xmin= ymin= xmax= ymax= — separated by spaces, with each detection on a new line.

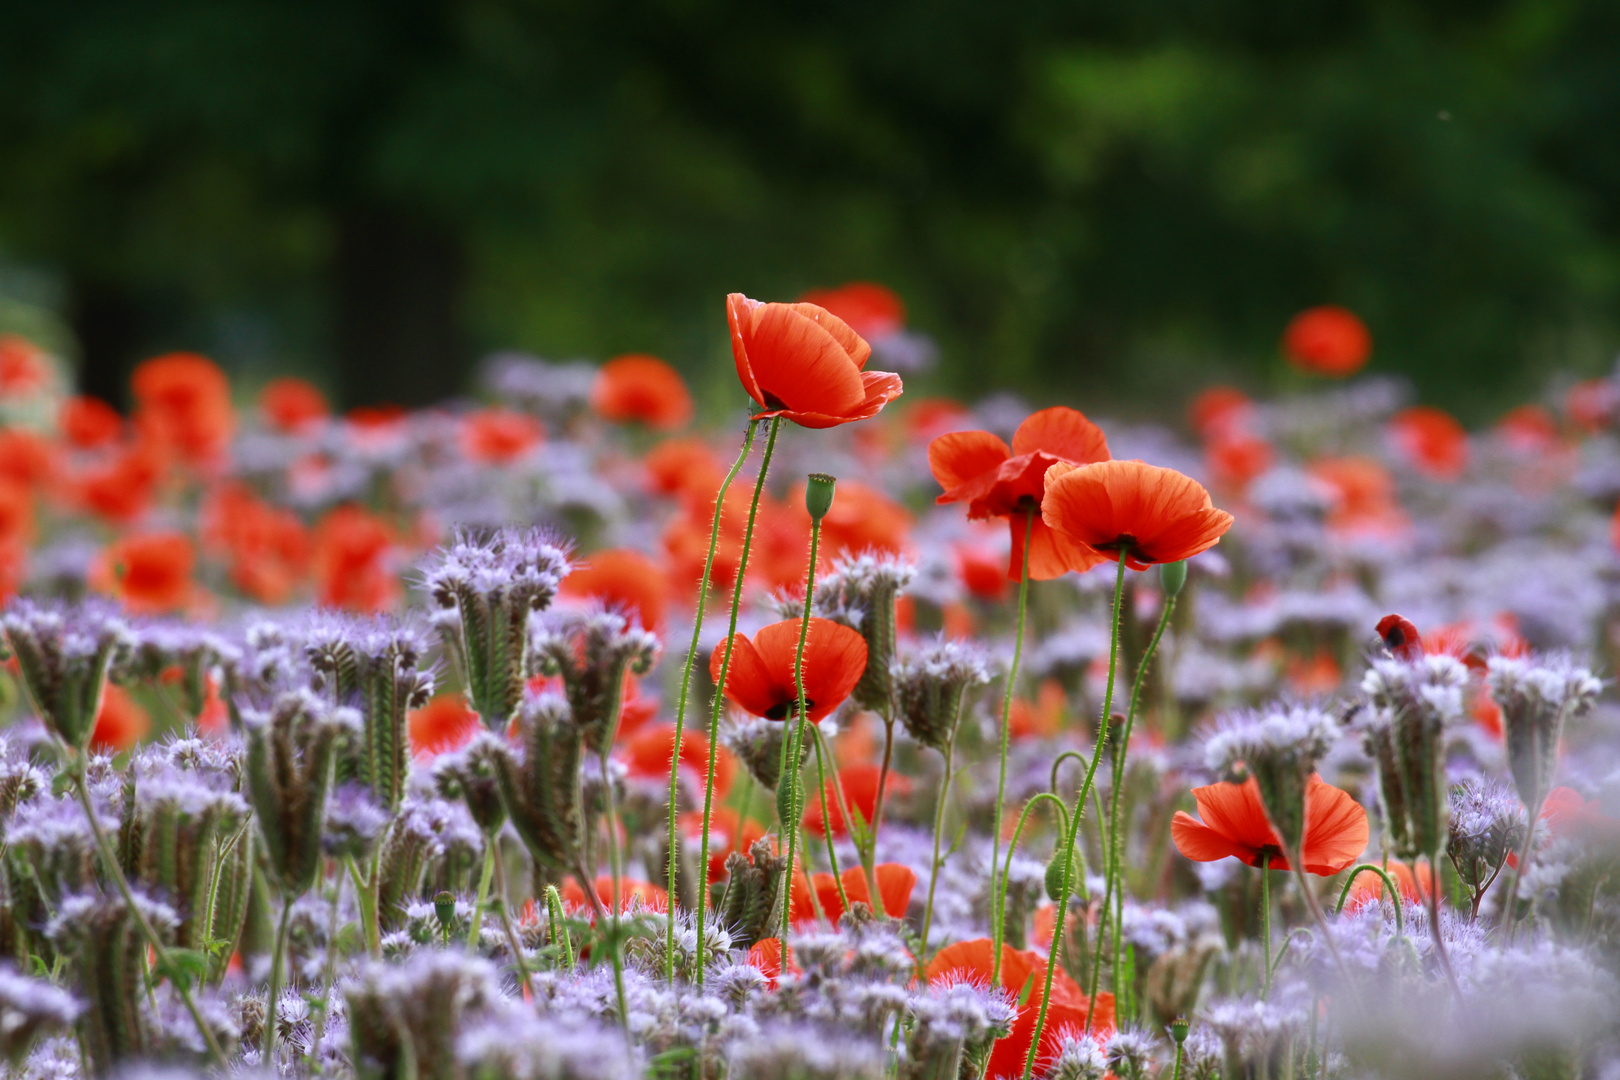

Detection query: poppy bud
xmin=805 ymin=473 xmax=838 ymax=522
xmin=1170 ymin=1017 xmax=1190 ymax=1045
xmin=434 ymin=890 xmax=457 ymax=933
xmin=1159 ymin=559 xmax=1188 ymax=598
xmin=1044 ymin=846 xmax=1080 ymax=903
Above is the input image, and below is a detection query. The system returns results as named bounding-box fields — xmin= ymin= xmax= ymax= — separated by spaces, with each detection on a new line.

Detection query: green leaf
xmin=153 ymin=948 xmax=211 ymax=992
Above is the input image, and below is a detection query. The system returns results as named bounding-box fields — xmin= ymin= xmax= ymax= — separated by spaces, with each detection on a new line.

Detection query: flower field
xmin=0 ymin=294 xmax=1617 ymax=1080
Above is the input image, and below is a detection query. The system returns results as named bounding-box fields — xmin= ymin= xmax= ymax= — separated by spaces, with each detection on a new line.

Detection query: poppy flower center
xmin=1094 ymin=534 xmax=1138 ymax=554
xmin=762 ymin=391 xmax=789 ymax=410
xmin=764 ymin=698 xmax=816 ymax=721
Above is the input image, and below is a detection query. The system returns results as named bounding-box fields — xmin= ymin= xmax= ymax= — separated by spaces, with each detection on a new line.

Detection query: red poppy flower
xmin=644 ymin=437 xmax=725 ymax=501
xmin=560 ymin=875 xmax=668 ymax=915
xmin=93 ymin=533 xmax=196 ymax=614
xmin=748 ymin=937 xmax=795 ymax=987
xmin=0 ymin=429 xmax=55 ymax=491
xmin=74 ymin=441 xmax=163 ymax=526
xmin=709 ymin=617 xmax=867 ymax=722
xmin=802 ymin=762 xmax=913 ymax=838
xmin=60 ymin=397 xmax=124 ymax=449
xmin=91 ymin=684 xmax=150 ymax=753
xmin=1171 ymin=774 xmax=1368 ymax=876
xmin=0 ymin=477 xmax=32 ymax=549
xmin=1307 ymin=457 xmax=1408 ymax=538
xmin=798 ymin=282 xmax=906 ymax=340
xmin=311 ymin=505 xmax=398 ymax=612
xmin=791 ymin=862 xmax=917 ymax=925
xmin=929 ymin=407 xmax=1113 ymax=581
xmin=1282 ymin=306 xmax=1371 ymax=377
xmin=955 ymin=542 xmax=1009 ymax=601
xmin=726 ymin=293 xmax=903 ymax=429
xmin=1008 ymin=679 xmax=1066 ymax=740
xmin=131 ymin=352 xmax=235 ymax=466
xmin=201 ymin=483 xmax=311 ymax=605
xmin=1205 ymin=432 xmax=1274 ymax=493
xmin=1042 ymin=460 xmax=1234 ymax=570
xmin=1496 ymin=405 xmax=1559 ymax=454
xmin=1389 ymin=406 xmax=1468 ymax=481
xmin=906 ymin=398 xmax=973 ymax=442
xmin=926 ymin=939 xmax=1114 ymax=1079
xmin=259 ymin=378 xmax=330 ymax=433
xmin=1188 ymin=386 xmax=1255 ymax=441
xmin=462 ymin=407 xmax=543 ymax=464
xmin=679 ymin=806 xmax=765 ymax=882
xmin=559 ymin=548 xmax=669 ymax=631
xmin=1343 ymin=860 xmax=1434 ymax=911
xmin=408 ymin=694 xmax=480 ymax=759
xmin=621 ymin=723 xmax=736 ymax=801
xmin=0 ymin=541 xmax=21 ymax=604
xmin=1567 ymin=378 xmax=1617 ymax=432
xmin=1375 ymin=614 xmax=1424 ymax=662
xmin=0 ymin=335 xmax=49 ymax=398
xmin=591 ymin=354 xmax=694 ymax=431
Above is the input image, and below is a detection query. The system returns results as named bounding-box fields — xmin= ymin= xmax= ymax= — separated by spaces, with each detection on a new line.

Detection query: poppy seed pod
xmin=893 ymin=640 xmax=991 ymax=753
xmin=422 ymin=526 xmax=570 ymax=731
xmin=805 ymin=473 xmax=838 ymax=522
xmin=813 ymin=554 xmax=916 ymax=716
xmin=490 ymin=692 xmax=588 ymax=876
xmin=1 ymin=600 xmax=133 ymax=751
xmin=305 ymin=615 xmax=436 ymax=814
xmin=1160 ymin=559 xmax=1188 ymax=598
xmin=244 ymin=691 xmax=359 ymax=898
xmin=1486 ymin=654 xmax=1601 ymax=819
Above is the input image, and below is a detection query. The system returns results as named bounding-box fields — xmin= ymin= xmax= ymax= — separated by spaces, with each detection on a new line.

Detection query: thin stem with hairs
xmin=989 ymin=506 xmax=1036 ymax=985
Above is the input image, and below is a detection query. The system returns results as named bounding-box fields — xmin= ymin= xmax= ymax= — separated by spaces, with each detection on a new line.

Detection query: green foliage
xmin=1 ymin=1 xmax=1618 ymax=415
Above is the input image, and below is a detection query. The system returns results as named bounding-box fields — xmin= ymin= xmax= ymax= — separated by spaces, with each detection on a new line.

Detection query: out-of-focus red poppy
xmin=0 ymin=336 xmax=48 ymax=398
xmin=0 ymin=540 xmax=22 ymax=603
xmin=1188 ymin=386 xmax=1255 ymax=440
xmin=643 ymin=437 xmax=725 ymax=501
xmin=748 ymin=937 xmax=795 ymax=987
xmin=60 ymin=397 xmax=124 ymax=449
xmin=1566 ymin=378 xmax=1617 ymax=433
xmin=74 ymin=442 xmax=163 ymax=525
xmin=201 ymin=483 xmax=311 ymax=605
xmin=621 ymin=723 xmax=736 ymax=801
xmin=560 ymin=875 xmax=668 ymax=915
xmin=311 ymin=505 xmax=398 ymax=612
xmin=810 ymin=480 xmax=911 ymax=560
xmin=1538 ymin=786 xmax=1620 ymax=847
xmin=462 ymin=407 xmax=543 ymax=464
xmin=1496 ymin=405 xmax=1559 ymax=454
xmin=1343 ymin=860 xmax=1434 ymax=911
xmin=1282 ymin=306 xmax=1371 ymax=377
xmin=926 ymin=939 xmax=1115 ymax=1078
xmin=1171 ymin=774 xmax=1368 ymax=875
xmin=1043 ymin=460 xmax=1234 ymax=570
xmin=798 ymin=282 xmax=906 ymax=340
xmin=678 ymin=806 xmax=765 ymax=882
xmin=955 ymin=543 xmax=1009 ymax=602
xmin=591 ymin=355 xmax=694 ymax=431
xmin=1009 ymin=679 xmax=1066 ymax=740
xmin=1286 ymin=651 xmax=1343 ymax=697
xmin=0 ymin=477 xmax=33 ymax=549
xmin=710 ymin=618 xmax=867 ymax=723
xmin=1206 ymin=432 xmax=1275 ymax=493
xmin=1389 ymin=406 xmax=1468 ymax=481
xmin=726 ymin=293 xmax=903 ymax=429
xmin=131 ymin=352 xmax=234 ymax=467
xmin=930 ymin=407 xmax=1112 ymax=581
xmin=905 ymin=398 xmax=972 ymax=442
xmin=802 ymin=762 xmax=913 ymax=838
xmin=93 ymin=533 xmax=196 ymax=614
xmin=792 ymin=862 xmax=917 ymax=925
xmin=259 ymin=378 xmax=329 ymax=433
xmin=559 ymin=548 xmax=669 ymax=631
xmin=408 ymin=694 xmax=480 ymax=758
xmin=91 ymin=684 xmax=150 ymax=753
xmin=1307 ymin=457 xmax=1408 ymax=538
xmin=0 ymin=428 xmax=55 ymax=490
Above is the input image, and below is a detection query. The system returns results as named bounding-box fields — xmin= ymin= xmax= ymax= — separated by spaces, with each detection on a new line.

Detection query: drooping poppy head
xmin=462 ymin=407 xmax=544 ymax=464
xmin=929 ymin=407 xmax=1112 ymax=581
xmin=798 ymin=282 xmax=906 ymax=340
xmin=591 ymin=354 xmax=695 ymax=431
xmin=1282 ymin=306 xmax=1371 ymax=377
xmin=559 ymin=548 xmax=670 ymax=631
xmin=408 ymin=694 xmax=481 ymax=759
xmin=1171 ymin=774 xmax=1368 ymax=876
xmin=259 ymin=377 xmax=330 ymax=433
xmin=93 ymin=532 xmax=196 ymax=614
xmin=1389 ymin=406 xmax=1468 ymax=480
xmin=1376 ymin=614 xmax=1423 ymax=662
xmin=1042 ymin=459 xmax=1234 ymax=571
xmin=131 ymin=352 xmax=235 ymax=466
xmin=91 ymin=683 xmax=150 ymax=753
xmin=59 ymin=396 xmax=124 ymax=449
xmin=726 ymin=293 xmax=903 ymax=429
xmin=801 ymin=762 xmax=913 ymax=838
xmin=710 ymin=617 xmax=867 ymax=723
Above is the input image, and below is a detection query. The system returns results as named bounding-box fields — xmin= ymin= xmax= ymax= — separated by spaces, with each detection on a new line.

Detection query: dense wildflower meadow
xmin=1 ymin=292 xmax=1619 ymax=1080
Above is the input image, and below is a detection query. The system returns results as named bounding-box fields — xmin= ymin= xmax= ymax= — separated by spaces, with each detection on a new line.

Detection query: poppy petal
xmin=1191 ymin=779 xmax=1278 ymax=853
xmin=930 ymin=430 xmax=1013 ymax=495
xmin=710 ymin=633 xmax=783 ymax=719
xmin=752 ymin=618 xmax=869 ymax=722
xmin=742 ymin=304 xmax=867 ymax=418
xmin=1012 ymin=406 xmax=1110 ymax=465
xmin=784 ymin=302 xmax=872 ymax=369
xmin=875 ymin=862 xmax=917 ymax=920
xmin=1301 ymin=775 xmax=1371 ymax=875
xmin=1171 ymin=811 xmax=1257 ymax=864
xmin=1013 ymin=514 xmax=1108 ymax=581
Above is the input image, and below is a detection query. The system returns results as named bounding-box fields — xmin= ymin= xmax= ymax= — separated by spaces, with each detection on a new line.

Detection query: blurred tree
xmin=0 ymin=0 xmax=1615 ymax=417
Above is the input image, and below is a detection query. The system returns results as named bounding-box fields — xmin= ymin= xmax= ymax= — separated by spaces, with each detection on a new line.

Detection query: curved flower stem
xmin=991 ymin=792 xmax=1073 ymax=966
xmin=696 ymin=416 xmax=782 ymax=983
xmin=989 ymin=507 xmax=1035 ymax=986
xmin=1021 ymin=553 xmax=1129 ymax=1080
xmin=1259 ymin=857 xmax=1273 ymax=998
xmin=1423 ymin=854 xmax=1463 ymax=996
xmin=1292 ymin=862 xmax=1355 ymax=985
xmin=263 ymin=895 xmax=294 ymax=1062
xmin=804 ymin=726 xmax=854 ymax=917
xmin=1334 ymin=863 xmax=1406 ymax=942
xmin=544 ymin=885 xmax=575 ymax=968
xmin=919 ymin=725 xmax=960 ymax=960
xmin=67 ymin=763 xmax=229 ymax=1069
xmin=663 ymin=418 xmax=759 ymax=982
xmin=491 ymin=842 xmax=532 ymax=989
xmin=1092 ymin=593 xmax=1177 ymax=1007
xmin=466 ymin=839 xmax=495 ymax=955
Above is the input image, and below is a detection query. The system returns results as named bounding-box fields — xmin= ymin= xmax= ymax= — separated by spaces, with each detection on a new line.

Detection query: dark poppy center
xmin=762 ymin=391 xmax=789 ymax=410
xmin=1095 ymin=534 xmax=1138 ymax=554
xmin=764 ymin=698 xmax=816 ymax=720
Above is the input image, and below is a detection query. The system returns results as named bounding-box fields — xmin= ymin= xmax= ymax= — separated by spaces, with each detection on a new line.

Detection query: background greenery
xmin=2 ymin=0 xmax=1617 ymax=421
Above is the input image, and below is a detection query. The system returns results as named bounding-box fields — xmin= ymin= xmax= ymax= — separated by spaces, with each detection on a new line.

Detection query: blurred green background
xmin=2 ymin=0 xmax=1618 ymax=422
